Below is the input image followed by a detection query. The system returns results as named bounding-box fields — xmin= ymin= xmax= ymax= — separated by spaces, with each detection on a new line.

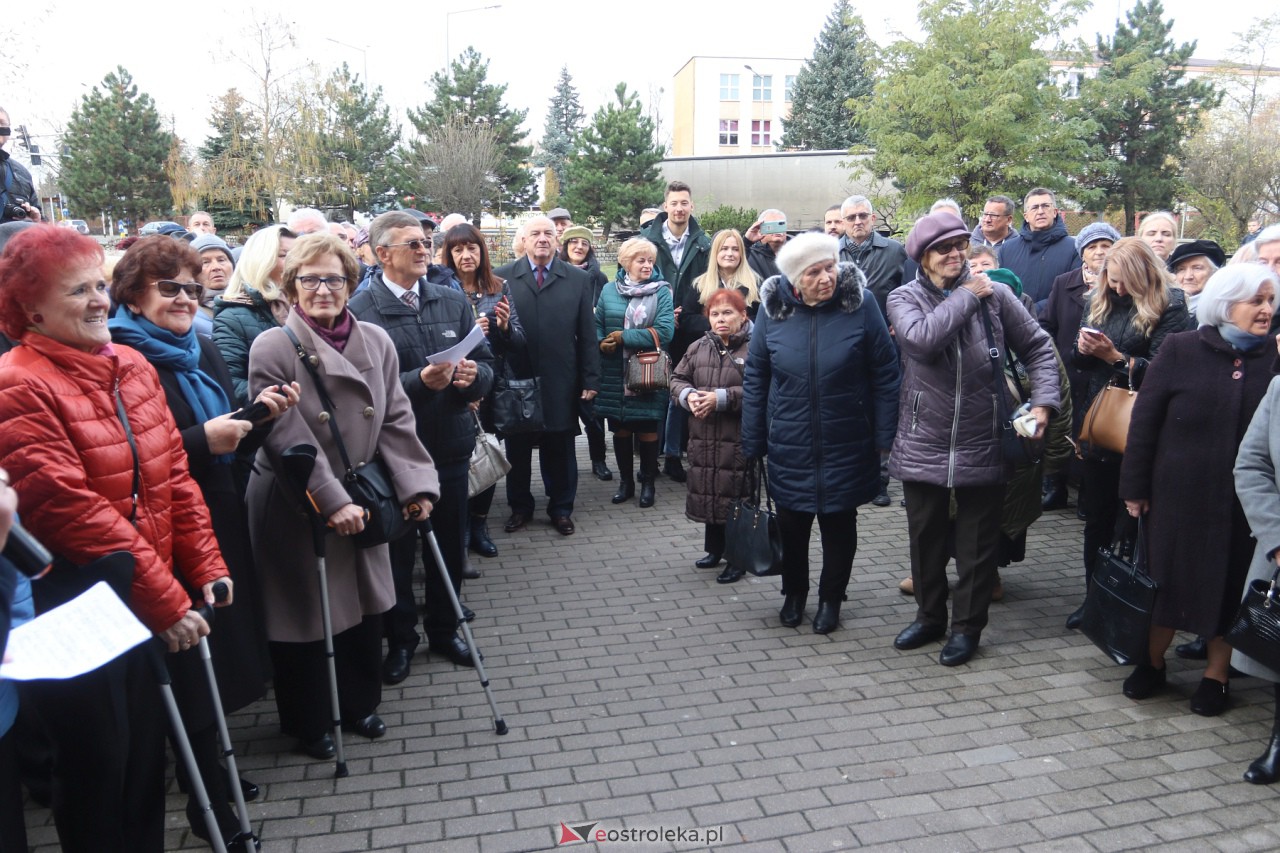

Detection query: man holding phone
xmin=744 ymin=208 xmax=789 ymax=281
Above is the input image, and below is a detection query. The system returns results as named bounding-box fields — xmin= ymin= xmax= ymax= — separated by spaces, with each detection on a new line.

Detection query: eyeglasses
xmin=153 ymin=280 xmax=203 ymax=299
xmin=981 ymin=211 xmax=1009 ymax=220
xmin=930 ymin=239 xmax=970 ymax=256
xmin=297 ymin=275 xmax=349 ymax=292
xmin=844 ymin=212 xmax=872 ymax=222
xmin=383 ymin=239 xmax=431 ymax=252
xmin=1026 ymin=203 xmax=1055 ymax=213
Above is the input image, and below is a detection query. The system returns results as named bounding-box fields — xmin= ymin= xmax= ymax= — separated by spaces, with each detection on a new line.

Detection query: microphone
xmin=2 ymin=520 xmax=53 ymax=579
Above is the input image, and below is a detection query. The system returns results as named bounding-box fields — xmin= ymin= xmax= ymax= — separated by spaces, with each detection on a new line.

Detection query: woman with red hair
xmin=0 ymin=225 xmax=231 ymax=853
xmin=671 ymin=288 xmax=755 ymax=583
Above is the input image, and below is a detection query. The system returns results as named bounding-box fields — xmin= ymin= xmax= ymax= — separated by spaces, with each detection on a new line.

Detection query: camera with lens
xmin=2 ymin=197 xmax=30 ymax=222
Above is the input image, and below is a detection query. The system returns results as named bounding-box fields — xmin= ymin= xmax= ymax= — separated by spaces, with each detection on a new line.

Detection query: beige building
xmin=671 ymin=55 xmax=805 ymax=157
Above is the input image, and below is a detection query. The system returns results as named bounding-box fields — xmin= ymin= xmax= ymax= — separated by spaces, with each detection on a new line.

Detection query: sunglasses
xmin=153 ymin=280 xmax=203 ymax=299
xmin=930 ymin=239 xmax=970 ymax=256
xmin=383 ymin=239 xmax=431 ymax=252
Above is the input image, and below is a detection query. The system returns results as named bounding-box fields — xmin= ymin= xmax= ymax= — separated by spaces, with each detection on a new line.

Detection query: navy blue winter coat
xmin=741 ymin=263 xmax=901 ymax=513
xmin=998 ymin=215 xmax=1081 ymax=313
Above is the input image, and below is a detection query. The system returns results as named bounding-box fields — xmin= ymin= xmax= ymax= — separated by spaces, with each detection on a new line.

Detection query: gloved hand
xmin=600 ymin=330 xmax=623 ymax=354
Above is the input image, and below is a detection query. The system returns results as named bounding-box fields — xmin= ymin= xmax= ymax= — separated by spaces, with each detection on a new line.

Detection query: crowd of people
xmin=3 ymin=171 xmax=1280 ymax=851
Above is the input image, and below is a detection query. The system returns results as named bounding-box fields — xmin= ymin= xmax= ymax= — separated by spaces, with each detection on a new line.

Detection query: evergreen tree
xmin=196 ymin=88 xmax=269 ymax=228
xmin=559 ymin=84 xmax=665 ymax=239
xmin=1075 ymin=0 xmax=1220 ymax=233
xmin=857 ymin=0 xmax=1096 ymax=217
xmin=408 ymin=47 xmax=536 ymax=210
xmin=781 ymin=0 xmax=877 ymax=150
xmin=60 ymin=66 xmax=175 ymax=225
xmin=535 ymin=66 xmax=585 ymax=203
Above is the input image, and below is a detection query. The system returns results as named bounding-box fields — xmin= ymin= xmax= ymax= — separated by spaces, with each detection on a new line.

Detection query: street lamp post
xmin=445 ymin=4 xmax=501 ymax=66
xmin=325 ymin=36 xmax=370 ymax=83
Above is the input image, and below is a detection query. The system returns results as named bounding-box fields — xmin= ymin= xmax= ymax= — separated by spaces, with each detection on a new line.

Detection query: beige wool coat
xmin=246 ymin=309 xmax=440 ymax=643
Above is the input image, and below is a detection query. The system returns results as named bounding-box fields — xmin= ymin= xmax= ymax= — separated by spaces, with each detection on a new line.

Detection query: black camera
xmin=2 ymin=197 xmax=30 ymax=222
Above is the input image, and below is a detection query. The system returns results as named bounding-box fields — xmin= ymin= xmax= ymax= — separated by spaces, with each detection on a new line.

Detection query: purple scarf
xmin=295 ymin=304 xmax=355 ymax=353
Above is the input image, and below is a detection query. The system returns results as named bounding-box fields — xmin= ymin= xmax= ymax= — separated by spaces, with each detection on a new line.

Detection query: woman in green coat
xmin=595 ymin=237 xmax=675 ymax=508
xmin=212 ymin=224 xmax=295 ymax=405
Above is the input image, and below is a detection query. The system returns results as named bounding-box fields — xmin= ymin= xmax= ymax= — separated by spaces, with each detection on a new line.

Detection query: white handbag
xmin=468 ymin=411 xmax=511 ymax=498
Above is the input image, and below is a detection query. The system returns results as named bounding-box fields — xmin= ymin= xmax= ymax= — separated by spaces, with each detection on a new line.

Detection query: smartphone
xmin=1079 ymin=327 xmax=1102 ymax=336
xmin=760 ymin=220 xmax=788 ymax=235
xmin=231 ymin=401 xmax=272 ymax=424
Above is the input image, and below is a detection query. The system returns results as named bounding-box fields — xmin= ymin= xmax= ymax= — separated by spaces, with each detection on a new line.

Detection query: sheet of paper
xmin=0 ymin=581 xmax=151 ymax=681
xmin=425 ymin=323 xmax=487 ymax=366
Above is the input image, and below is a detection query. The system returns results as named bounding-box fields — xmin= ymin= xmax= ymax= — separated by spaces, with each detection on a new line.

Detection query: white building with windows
xmin=671 ymin=55 xmax=805 ymax=157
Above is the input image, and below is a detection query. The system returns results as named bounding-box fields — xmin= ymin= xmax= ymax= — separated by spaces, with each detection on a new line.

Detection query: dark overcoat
xmin=671 ymin=328 xmax=751 ymax=524
xmin=1232 ymin=375 xmax=1280 ymax=681
xmin=494 ymin=257 xmax=600 ymax=432
xmin=1119 ymin=327 xmax=1275 ymax=636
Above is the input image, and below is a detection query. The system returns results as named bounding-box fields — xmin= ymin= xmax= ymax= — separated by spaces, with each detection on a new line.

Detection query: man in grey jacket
xmin=838 ymin=195 xmax=907 ymax=321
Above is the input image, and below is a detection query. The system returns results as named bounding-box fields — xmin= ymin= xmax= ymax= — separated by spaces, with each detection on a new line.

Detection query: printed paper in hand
xmin=425 ymin=323 xmax=486 ymax=366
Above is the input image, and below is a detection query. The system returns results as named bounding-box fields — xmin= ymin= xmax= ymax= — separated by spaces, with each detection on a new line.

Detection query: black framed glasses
xmin=930 ymin=239 xmax=970 ymax=256
xmin=297 ymin=275 xmax=349 ymax=292
xmin=981 ymin=211 xmax=1009 ymax=220
xmin=383 ymin=239 xmax=431 ymax=252
xmin=153 ymin=280 xmax=203 ymax=299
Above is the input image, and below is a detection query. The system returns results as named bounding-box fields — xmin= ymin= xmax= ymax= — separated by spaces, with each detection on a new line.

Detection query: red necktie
xmin=536 ymin=266 xmax=545 ymax=289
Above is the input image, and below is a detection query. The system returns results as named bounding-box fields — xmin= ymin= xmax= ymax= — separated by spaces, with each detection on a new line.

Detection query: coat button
xmin=318 ymin=411 xmax=331 ymax=423
xmin=309 ymin=355 xmax=320 ymax=367
xmin=1234 ymin=358 xmax=1243 ymax=367
xmin=1232 ymin=371 xmax=1243 ymax=380
xmin=363 ymin=406 xmax=375 ymax=418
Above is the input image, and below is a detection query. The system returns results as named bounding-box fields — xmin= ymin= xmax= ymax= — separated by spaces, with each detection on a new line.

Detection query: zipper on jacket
xmin=947 ymin=339 xmax=962 ymax=487
xmin=911 ymin=392 xmax=922 ymax=432
xmin=809 ymin=310 xmax=824 ymax=507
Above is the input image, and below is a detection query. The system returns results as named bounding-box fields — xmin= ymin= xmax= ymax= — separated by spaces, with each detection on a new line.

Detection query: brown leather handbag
xmin=624 ymin=327 xmax=671 ymax=393
xmin=1080 ymin=380 xmax=1137 ymax=454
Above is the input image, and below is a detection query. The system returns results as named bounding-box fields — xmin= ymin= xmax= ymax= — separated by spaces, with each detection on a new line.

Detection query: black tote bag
xmin=724 ymin=459 xmax=783 ymax=578
xmin=1080 ymin=517 xmax=1158 ymax=665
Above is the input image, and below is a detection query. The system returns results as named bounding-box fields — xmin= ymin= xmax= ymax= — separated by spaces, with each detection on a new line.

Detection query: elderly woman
xmin=213 ymin=224 xmax=296 ymax=405
xmin=1117 ymin=265 xmax=1277 ymax=710
xmin=1137 ymin=211 xmax=1178 ymax=262
xmin=443 ymin=223 xmax=526 ymax=561
xmin=247 ymin=233 xmax=439 ymax=759
xmin=191 ymin=233 xmax=236 ymax=337
xmin=671 ymin=288 xmax=754 ymax=583
xmin=1067 ymin=238 xmax=1191 ymax=630
xmin=741 ymin=233 xmax=899 ymax=633
xmin=0 ymin=226 xmax=230 ymax=851
xmin=107 ymin=235 xmax=298 ymax=840
xmin=558 ymin=225 xmax=612 ymax=481
xmin=1167 ymin=239 xmax=1227 ymax=321
xmin=887 ymin=212 xmax=1060 ymax=666
xmin=595 ymin=237 xmax=675 ymax=508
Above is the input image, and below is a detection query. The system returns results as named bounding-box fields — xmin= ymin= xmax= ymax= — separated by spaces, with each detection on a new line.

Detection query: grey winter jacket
xmin=887 ymin=268 xmax=1061 ymax=488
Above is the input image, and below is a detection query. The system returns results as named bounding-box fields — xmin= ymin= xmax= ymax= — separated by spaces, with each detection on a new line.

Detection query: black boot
xmin=468 ymin=515 xmax=497 ymax=558
xmin=872 ymin=478 xmax=890 ymax=507
xmin=779 ymin=593 xmax=806 ymax=627
xmin=1247 ymin=686 xmax=1280 ymax=784
xmin=1042 ymin=472 xmax=1069 ymax=510
xmin=638 ymin=440 xmax=659 ymax=508
xmin=611 ymin=434 xmax=635 ymax=504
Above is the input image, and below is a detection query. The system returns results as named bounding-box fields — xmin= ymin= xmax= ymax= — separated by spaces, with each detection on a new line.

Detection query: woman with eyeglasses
xmin=558 ymin=225 xmax=612 ymax=481
xmin=887 ymin=212 xmax=1061 ymax=667
xmin=108 ymin=235 xmax=299 ymax=843
xmin=213 ymin=224 xmax=296 ymax=406
xmin=443 ymin=223 xmax=526 ymax=561
xmin=0 ymin=226 xmax=232 ymax=851
xmin=246 ymin=233 xmax=439 ymax=759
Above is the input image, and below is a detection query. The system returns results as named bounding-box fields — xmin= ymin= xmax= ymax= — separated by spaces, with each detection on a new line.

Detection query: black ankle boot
xmin=468 ymin=515 xmax=497 ymax=558
xmin=779 ymin=593 xmax=806 ymax=627
xmin=637 ymin=440 xmax=659 ymax=508
xmin=1246 ymin=733 xmax=1280 ymax=784
xmin=611 ymin=435 xmax=634 ymax=503
xmin=612 ymin=479 xmax=635 ymax=503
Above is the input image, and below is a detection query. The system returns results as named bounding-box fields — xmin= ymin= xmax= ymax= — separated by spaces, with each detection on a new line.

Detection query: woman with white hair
xmin=213 ymin=224 xmax=296 ymax=405
xmin=1118 ymin=264 xmax=1279 ymax=714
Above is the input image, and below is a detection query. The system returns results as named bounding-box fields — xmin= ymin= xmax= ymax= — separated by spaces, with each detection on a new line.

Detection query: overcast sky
xmin=3 ymin=0 xmax=1258 ymax=161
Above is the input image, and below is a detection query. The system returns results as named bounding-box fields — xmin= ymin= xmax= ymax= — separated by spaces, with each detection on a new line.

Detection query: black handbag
xmin=1080 ymin=517 xmax=1159 ymax=665
xmin=490 ymin=355 xmax=544 ymax=435
xmin=980 ymin=302 xmax=1041 ymax=467
xmin=282 ymin=326 xmax=411 ymax=549
xmin=1225 ymin=564 xmax=1280 ymax=672
xmin=724 ymin=459 xmax=783 ymax=577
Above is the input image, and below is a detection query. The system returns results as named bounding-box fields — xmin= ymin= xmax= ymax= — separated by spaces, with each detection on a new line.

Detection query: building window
xmin=719 ymin=119 xmax=739 ymax=146
xmin=719 ymin=74 xmax=739 ymax=101
xmin=785 ymin=75 xmax=796 ymax=103
xmin=751 ymin=120 xmax=771 ymax=147
xmin=752 ymin=74 xmax=772 ymax=102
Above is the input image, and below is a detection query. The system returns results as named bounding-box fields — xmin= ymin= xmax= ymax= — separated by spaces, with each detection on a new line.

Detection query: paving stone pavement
xmin=21 ymin=441 xmax=1280 ymax=851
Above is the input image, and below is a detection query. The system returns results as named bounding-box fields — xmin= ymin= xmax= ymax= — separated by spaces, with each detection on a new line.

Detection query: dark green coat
xmin=593 ymin=282 xmax=675 ymax=423
xmin=212 ymin=289 xmax=286 ymax=406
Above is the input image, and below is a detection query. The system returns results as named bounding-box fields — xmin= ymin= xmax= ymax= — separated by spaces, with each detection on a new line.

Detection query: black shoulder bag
xmin=282 ymin=326 xmax=410 ymax=548
xmin=490 ymin=352 xmax=543 ymax=436
xmin=980 ymin=302 xmax=1041 ymax=467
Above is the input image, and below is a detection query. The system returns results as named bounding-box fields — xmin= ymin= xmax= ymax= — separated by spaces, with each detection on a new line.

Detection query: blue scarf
xmin=108 ymin=305 xmax=234 ymax=463
xmin=1218 ymin=323 xmax=1269 ymax=352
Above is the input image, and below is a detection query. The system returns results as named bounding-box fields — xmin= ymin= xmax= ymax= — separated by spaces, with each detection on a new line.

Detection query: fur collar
xmin=760 ymin=262 xmax=866 ymax=321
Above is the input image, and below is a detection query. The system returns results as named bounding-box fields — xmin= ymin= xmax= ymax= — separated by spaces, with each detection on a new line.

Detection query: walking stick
xmin=280 ymin=445 xmax=349 ymax=778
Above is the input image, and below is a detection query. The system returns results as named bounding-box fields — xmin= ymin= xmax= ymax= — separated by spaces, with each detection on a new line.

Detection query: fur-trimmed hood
xmin=759 ymin=261 xmax=866 ymax=321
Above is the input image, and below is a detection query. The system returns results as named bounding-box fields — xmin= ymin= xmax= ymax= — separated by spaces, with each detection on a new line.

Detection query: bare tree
xmin=399 ymin=116 xmax=500 ymax=223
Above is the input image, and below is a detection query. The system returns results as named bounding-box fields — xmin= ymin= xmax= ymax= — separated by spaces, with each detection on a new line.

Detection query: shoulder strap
xmin=282 ymin=325 xmax=354 ymax=477
xmin=111 ymin=386 xmax=141 ymax=524
xmin=978 ymin=302 xmax=1004 ymax=396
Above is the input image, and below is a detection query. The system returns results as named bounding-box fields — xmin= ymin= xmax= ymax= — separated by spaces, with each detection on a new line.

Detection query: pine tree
xmin=559 ymin=84 xmax=665 ymax=239
xmin=408 ymin=47 xmax=536 ymax=210
xmin=780 ymin=0 xmax=876 ymax=150
xmin=1076 ymin=0 xmax=1220 ymax=232
xmin=535 ymin=66 xmax=585 ymax=203
xmin=60 ymin=66 xmax=175 ymax=225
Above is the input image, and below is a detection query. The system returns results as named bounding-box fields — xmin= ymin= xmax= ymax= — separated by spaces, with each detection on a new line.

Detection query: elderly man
xmin=744 ymin=208 xmax=788 ymax=281
xmin=838 ymin=195 xmax=907 ymax=321
xmin=348 ymin=211 xmax=494 ymax=680
xmin=187 ymin=211 xmax=216 ymax=235
xmin=0 ymin=110 xmax=39 ymax=224
xmin=547 ymin=207 xmax=572 ymax=238
xmin=190 ymin=233 xmax=235 ymax=336
xmin=971 ymin=195 xmax=1020 ymax=251
xmin=286 ymin=207 xmax=329 ymax=235
xmin=823 ymin=205 xmax=844 ymax=238
xmin=999 ymin=188 xmax=1080 ymax=312
xmin=494 ymin=216 xmax=600 ymax=534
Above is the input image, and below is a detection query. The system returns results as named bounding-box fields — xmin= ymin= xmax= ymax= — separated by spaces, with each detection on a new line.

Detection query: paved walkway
xmin=22 ymin=443 xmax=1280 ymax=851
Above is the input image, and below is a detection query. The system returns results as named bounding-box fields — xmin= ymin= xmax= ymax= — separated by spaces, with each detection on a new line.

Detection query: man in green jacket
xmin=639 ymin=180 xmax=711 ymax=481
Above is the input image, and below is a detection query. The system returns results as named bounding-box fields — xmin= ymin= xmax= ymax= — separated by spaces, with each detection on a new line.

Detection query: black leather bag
xmin=724 ymin=459 xmax=783 ymax=578
xmin=1225 ymin=565 xmax=1280 ymax=672
xmin=1080 ymin=518 xmax=1158 ymax=665
xmin=282 ymin=327 xmax=410 ymax=548
xmin=491 ymin=356 xmax=544 ymax=435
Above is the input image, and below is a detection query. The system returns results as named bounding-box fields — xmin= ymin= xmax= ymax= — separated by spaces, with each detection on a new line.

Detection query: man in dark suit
xmin=494 ymin=215 xmax=600 ymax=535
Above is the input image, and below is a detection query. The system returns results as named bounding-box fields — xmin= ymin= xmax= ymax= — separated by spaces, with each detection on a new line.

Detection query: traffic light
xmin=15 ymin=126 xmax=40 ymax=166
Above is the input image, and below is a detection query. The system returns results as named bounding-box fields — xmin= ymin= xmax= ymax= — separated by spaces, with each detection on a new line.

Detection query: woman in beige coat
xmin=247 ymin=234 xmax=440 ymax=759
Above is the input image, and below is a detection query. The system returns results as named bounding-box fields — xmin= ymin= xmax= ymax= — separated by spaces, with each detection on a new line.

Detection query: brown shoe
xmin=551 ymin=515 xmax=575 ymax=536
xmin=503 ymin=512 xmax=529 ymax=533
xmin=898 ymin=576 xmax=914 ymax=595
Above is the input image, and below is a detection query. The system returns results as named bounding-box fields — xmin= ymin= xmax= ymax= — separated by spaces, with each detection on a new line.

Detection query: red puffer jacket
xmin=0 ymin=333 xmax=228 ymax=633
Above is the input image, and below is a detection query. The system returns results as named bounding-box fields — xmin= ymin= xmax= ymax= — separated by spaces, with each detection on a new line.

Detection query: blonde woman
xmin=213 ymin=224 xmax=296 ymax=405
xmin=1137 ymin=211 xmax=1178 ymax=262
xmin=679 ymin=229 xmax=762 ymax=347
